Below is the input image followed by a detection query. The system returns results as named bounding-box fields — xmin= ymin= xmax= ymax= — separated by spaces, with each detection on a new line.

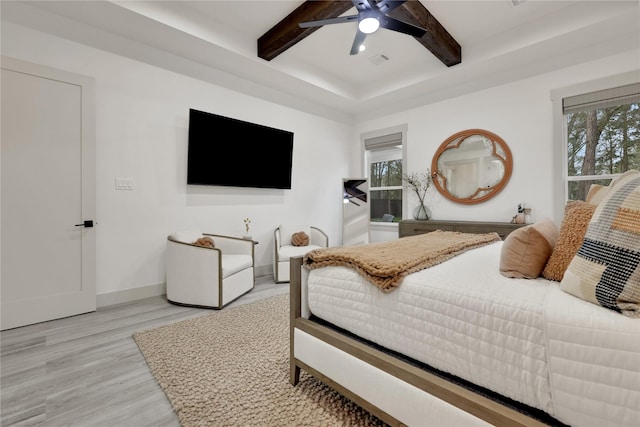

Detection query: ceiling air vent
xmin=369 ymin=54 xmax=390 ymax=65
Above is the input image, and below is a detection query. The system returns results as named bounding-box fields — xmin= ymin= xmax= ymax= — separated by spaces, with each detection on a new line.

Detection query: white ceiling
xmin=2 ymin=0 xmax=639 ymax=122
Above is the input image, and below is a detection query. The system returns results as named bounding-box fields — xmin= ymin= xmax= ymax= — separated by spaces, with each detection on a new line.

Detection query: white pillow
xmin=172 ymin=230 xmax=203 ymax=244
xmin=279 ymin=224 xmax=311 ymax=246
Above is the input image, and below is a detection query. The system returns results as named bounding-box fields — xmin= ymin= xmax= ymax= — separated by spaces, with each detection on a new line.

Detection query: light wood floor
xmin=1 ymin=276 xmax=289 ymax=427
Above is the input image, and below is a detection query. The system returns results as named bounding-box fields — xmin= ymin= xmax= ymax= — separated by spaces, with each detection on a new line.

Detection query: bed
xmin=289 ymin=172 xmax=640 ymax=427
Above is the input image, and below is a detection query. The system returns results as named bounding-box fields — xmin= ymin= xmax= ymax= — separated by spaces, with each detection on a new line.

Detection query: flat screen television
xmin=187 ymin=108 xmax=294 ymax=189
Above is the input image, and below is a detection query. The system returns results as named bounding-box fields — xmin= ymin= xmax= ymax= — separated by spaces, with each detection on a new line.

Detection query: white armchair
xmin=166 ymin=230 xmax=255 ymax=309
xmin=274 ymin=224 xmax=328 ymax=283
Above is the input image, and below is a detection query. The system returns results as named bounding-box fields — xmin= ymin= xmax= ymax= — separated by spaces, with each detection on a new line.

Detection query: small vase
xmin=412 ymin=204 xmax=431 ymax=220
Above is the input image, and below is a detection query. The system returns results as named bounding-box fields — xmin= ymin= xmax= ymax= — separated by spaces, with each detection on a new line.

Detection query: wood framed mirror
xmin=431 ymin=129 xmax=512 ymax=204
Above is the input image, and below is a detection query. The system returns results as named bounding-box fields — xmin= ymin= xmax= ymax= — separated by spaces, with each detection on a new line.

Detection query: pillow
xmin=291 ymin=231 xmax=310 ymax=247
xmin=561 ymin=170 xmax=640 ymax=317
xmin=541 ymin=200 xmax=597 ymax=282
xmin=585 ymin=184 xmax=610 ymax=205
xmin=279 ymin=224 xmax=311 ymax=246
xmin=583 ymin=171 xmax=638 ymax=205
xmin=610 ymin=169 xmax=640 ymax=187
xmin=193 ymin=236 xmax=215 ymax=248
xmin=500 ymin=218 xmax=558 ymax=279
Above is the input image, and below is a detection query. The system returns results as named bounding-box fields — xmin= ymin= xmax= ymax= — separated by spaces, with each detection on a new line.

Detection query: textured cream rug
xmin=133 ymin=294 xmax=386 ymax=426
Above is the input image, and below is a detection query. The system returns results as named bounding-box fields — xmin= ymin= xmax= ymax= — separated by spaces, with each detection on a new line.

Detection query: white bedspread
xmin=306 ymin=241 xmax=640 ymax=427
xmin=544 ymin=286 xmax=640 ymax=427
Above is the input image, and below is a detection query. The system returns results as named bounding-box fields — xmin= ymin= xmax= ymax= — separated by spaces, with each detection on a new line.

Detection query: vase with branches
xmin=403 ymin=170 xmax=432 ymax=220
xmin=243 ymin=218 xmax=251 ymax=239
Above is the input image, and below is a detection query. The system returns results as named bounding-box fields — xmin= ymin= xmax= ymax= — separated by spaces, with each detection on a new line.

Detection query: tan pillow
xmin=500 ymin=218 xmax=558 ymax=279
xmin=541 ymin=200 xmax=596 ymax=281
xmin=585 ymin=184 xmax=610 ymax=205
xmin=193 ymin=236 xmax=215 ymax=248
xmin=280 ymin=224 xmax=311 ymax=245
xmin=583 ymin=172 xmax=636 ymax=205
xmin=291 ymin=231 xmax=309 ymax=247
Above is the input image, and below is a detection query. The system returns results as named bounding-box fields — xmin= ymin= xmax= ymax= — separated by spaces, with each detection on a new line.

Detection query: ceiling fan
xmin=298 ymin=0 xmax=427 ymax=55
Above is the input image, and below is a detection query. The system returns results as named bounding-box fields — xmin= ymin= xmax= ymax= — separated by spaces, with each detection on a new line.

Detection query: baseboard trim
xmin=97 ymin=265 xmax=274 ymax=308
xmin=97 ymin=283 xmax=166 ymax=308
xmin=255 ymin=264 xmax=272 ymax=279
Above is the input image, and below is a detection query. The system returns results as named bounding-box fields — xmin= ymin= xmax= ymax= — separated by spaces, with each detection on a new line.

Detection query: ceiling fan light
xmin=358 ymin=17 xmax=379 ymax=34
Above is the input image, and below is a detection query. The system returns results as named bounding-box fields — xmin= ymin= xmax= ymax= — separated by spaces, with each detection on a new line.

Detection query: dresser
xmin=398 ymin=219 xmax=525 ymax=240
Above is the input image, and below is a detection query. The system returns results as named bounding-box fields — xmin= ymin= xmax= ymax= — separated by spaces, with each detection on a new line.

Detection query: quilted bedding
xmin=306 ymin=241 xmax=640 ymax=427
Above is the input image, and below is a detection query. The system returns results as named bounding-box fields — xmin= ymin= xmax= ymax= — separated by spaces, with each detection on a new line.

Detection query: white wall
xmin=361 ymin=51 xmax=639 ymax=243
xmin=2 ymin=20 xmax=638 ymax=302
xmin=1 ymin=22 xmax=353 ymax=301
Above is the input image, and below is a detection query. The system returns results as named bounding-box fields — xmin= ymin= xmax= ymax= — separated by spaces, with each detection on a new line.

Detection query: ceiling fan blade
xmin=352 ymin=0 xmax=374 ymax=13
xmin=374 ymin=0 xmax=406 ymax=15
xmin=299 ymin=14 xmax=358 ymax=28
xmin=350 ymin=30 xmax=367 ymax=55
xmin=380 ymin=16 xmax=427 ymax=38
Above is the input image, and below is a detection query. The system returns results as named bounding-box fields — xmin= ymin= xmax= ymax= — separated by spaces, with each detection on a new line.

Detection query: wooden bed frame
xmin=288 ymin=256 xmax=550 ymax=427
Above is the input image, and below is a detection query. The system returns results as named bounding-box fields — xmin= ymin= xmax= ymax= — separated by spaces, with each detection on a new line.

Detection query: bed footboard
xmin=289 ymin=256 xmax=549 ymax=427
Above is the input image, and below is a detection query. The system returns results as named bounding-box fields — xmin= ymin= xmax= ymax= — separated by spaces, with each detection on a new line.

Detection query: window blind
xmin=563 ymin=82 xmax=640 ymax=113
xmin=364 ymin=132 xmax=402 ymax=151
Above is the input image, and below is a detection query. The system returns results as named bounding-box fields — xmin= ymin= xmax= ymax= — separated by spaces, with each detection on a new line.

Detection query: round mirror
xmin=431 ymin=129 xmax=512 ymax=204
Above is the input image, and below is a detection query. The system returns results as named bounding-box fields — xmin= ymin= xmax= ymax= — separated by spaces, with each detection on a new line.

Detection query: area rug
xmin=133 ymin=294 xmax=386 ymax=426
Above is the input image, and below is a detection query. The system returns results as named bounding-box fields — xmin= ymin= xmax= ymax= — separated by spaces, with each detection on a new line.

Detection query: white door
xmin=1 ymin=57 xmax=96 ymax=330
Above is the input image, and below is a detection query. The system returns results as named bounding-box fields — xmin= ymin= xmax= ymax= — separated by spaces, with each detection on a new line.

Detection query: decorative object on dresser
xmin=399 ymin=219 xmax=525 ymax=240
xmin=403 ymin=170 xmax=433 ymax=220
xmin=431 ymin=129 xmax=512 ymax=204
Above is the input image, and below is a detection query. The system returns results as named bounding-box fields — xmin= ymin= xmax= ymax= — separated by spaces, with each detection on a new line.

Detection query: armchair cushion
xmin=279 ymin=224 xmax=311 ymax=246
xmin=221 ymin=254 xmax=253 ymax=278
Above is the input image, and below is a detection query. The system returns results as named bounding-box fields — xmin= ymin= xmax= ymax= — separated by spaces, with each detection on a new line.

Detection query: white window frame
xmin=361 ymin=124 xmax=408 ymax=226
xmin=550 ymin=71 xmax=639 ymax=225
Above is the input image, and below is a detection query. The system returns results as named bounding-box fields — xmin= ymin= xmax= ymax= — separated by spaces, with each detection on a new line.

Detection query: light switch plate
xmin=115 ymin=178 xmax=134 ymax=190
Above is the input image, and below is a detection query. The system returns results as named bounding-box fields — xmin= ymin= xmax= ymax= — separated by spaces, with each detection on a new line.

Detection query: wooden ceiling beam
xmin=258 ymin=1 xmax=354 ymax=61
xmin=257 ymin=1 xmax=461 ymax=67
xmin=390 ymin=1 xmax=461 ymax=67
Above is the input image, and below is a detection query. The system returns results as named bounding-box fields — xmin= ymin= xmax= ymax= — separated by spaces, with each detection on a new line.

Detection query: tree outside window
xmin=368 ymin=147 xmax=403 ymax=223
xmin=363 ymin=130 xmax=405 ymax=223
xmin=565 ymin=84 xmax=640 ymax=200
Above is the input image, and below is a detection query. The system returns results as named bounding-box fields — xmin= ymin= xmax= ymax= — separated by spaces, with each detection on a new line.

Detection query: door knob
xmin=75 ymin=220 xmax=94 ymax=228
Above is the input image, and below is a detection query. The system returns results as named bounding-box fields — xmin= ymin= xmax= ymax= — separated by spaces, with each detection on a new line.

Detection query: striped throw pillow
xmin=561 ymin=170 xmax=640 ymax=317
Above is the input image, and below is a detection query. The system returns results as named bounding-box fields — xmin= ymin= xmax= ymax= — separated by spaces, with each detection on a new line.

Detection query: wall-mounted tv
xmin=187 ymin=108 xmax=294 ymax=189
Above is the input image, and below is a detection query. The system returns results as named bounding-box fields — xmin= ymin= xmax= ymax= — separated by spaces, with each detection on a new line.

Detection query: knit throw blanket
xmin=303 ymin=230 xmax=501 ymax=293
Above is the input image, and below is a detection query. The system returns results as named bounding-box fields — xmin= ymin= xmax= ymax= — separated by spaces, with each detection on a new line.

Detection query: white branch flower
xmin=403 ymin=170 xmax=432 ymax=206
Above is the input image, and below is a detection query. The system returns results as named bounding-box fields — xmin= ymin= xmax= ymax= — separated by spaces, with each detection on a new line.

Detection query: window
xmin=365 ymin=131 xmax=404 ymax=223
xmin=563 ymin=82 xmax=640 ymax=201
